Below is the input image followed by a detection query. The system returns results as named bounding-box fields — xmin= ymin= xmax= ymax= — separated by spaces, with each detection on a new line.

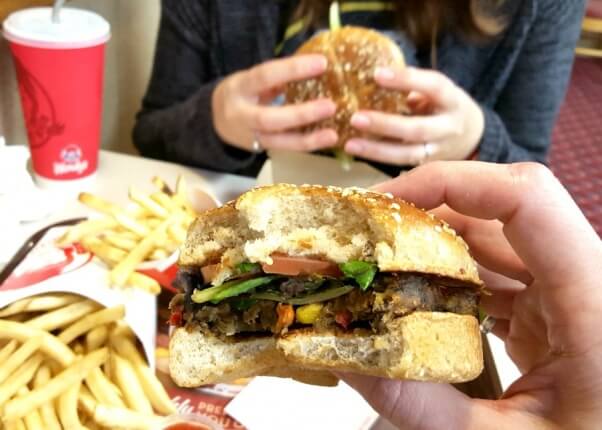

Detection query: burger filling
xmin=170 ymin=256 xmax=479 ymax=338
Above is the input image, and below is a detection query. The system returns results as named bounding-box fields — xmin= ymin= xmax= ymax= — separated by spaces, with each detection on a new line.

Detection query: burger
xmin=169 ymin=184 xmax=484 ymax=387
xmin=285 ymin=26 xmax=411 ymax=150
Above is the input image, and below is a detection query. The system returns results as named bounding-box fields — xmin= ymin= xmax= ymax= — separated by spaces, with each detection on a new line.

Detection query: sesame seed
xmin=434 ymin=225 xmax=443 ymax=233
xmin=384 ymin=192 xmax=393 ymax=199
xmin=392 ymin=213 xmax=402 ymax=223
xmin=391 ymin=203 xmax=400 ymax=210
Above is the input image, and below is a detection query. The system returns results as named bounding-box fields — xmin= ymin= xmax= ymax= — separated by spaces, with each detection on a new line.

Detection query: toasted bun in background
xmin=179 ymin=184 xmax=482 ymax=287
xmin=170 ymin=311 xmax=483 ymax=387
xmin=285 ymin=26 xmax=410 ymax=148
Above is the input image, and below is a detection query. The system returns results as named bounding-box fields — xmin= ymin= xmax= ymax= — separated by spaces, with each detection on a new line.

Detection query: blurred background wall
xmin=0 ymin=0 xmax=160 ymax=153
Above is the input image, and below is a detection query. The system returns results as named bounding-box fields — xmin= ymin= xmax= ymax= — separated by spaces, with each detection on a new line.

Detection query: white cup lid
xmin=3 ymin=7 xmax=110 ymax=49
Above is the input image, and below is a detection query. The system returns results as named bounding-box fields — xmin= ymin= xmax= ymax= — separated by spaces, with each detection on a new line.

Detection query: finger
xmin=339 ymin=373 xmax=476 ymax=429
xmin=375 ymin=66 xmax=459 ymax=109
xmin=372 ymin=162 xmax=601 ymax=294
xmin=242 ymin=54 xmax=327 ymax=96
xmin=350 ymin=111 xmax=459 ymax=143
xmin=345 ymin=139 xmax=436 ymax=166
xmin=478 ymin=265 xmax=526 ymax=293
xmin=257 ymin=129 xmax=338 ymax=152
xmin=430 ymin=206 xmax=532 ymax=284
xmin=245 ymin=98 xmax=336 ymax=132
xmin=481 ymin=290 xmax=516 ymax=321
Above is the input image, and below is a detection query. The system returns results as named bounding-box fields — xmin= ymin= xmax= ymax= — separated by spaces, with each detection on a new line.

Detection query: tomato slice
xmin=262 ymin=255 xmax=342 ymax=277
xmin=201 ymin=263 xmax=220 ymax=283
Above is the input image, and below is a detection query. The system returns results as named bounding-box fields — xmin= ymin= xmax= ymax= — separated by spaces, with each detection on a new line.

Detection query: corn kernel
xmin=295 ymin=303 xmax=324 ymax=324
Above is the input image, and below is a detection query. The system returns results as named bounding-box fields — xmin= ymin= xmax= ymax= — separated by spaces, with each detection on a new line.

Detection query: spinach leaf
xmin=236 ymin=262 xmax=262 ymax=274
xmin=191 ymin=276 xmax=276 ymax=304
xmin=339 ymin=261 xmax=378 ymax=290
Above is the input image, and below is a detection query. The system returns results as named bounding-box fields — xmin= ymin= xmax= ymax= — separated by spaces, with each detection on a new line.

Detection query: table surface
xmin=2 ymin=148 xmax=520 ymax=414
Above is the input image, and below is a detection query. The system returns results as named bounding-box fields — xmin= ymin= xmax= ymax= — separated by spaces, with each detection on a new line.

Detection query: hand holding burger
xmin=286 ymin=26 xmax=484 ymax=165
xmin=342 ymin=161 xmax=602 ymax=430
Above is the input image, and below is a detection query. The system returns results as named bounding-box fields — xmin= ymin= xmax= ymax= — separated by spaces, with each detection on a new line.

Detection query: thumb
xmin=339 ymin=373 xmax=478 ymax=430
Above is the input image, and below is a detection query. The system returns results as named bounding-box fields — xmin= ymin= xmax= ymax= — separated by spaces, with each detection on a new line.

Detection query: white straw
xmin=52 ymin=0 xmax=66 ymax=24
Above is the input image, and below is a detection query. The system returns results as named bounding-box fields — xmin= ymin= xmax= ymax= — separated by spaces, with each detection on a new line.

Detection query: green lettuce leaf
xmin=236 ymin=262 xmax=262 ymax=274
xmin=191 ymin=276 xmax=276 ymax=304
xmin=339 ymin=261 xmax=377 ymax=290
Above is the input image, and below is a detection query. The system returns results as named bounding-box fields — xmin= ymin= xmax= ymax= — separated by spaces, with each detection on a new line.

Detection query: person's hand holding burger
xmin=346 ymin=67 xmax=484 ymax=165
xmin=340 ymin=161 xmax=602 ymax=430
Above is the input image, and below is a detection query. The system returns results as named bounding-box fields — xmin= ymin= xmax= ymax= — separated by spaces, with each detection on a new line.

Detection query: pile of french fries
xmin=0 ymin=292 xmax=176 ymax=429
xmin=57 ymin=176 xmax=197 ymax=295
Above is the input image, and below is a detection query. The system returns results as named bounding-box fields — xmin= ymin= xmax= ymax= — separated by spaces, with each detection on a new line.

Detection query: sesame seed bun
xmin=179 ymin=183 xmax=482 ymax=287
xmin=285 ymin=26 xmax=410 ymax=148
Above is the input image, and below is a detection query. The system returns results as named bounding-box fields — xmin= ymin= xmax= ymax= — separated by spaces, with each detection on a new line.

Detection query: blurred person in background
xmin=133 ymin=0 xmax=585 ymax=177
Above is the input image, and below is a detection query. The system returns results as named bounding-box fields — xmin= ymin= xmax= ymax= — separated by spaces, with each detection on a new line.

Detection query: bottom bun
xmin=169 ymin=312 xmax=483 ymax=387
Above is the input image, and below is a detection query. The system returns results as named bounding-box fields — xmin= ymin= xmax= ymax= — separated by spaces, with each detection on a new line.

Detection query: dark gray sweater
xmin=133 ymin=0 xmax=585 ymax=177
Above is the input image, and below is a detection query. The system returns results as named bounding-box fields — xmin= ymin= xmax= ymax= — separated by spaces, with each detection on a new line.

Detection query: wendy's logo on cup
xmin=14 ymin=58 xmax=65 ymax=149
xmin=53 ymin=144 xmax=89 ymax=175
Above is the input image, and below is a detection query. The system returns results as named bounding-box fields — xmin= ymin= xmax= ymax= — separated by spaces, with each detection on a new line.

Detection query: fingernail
xmin=345 ymin=139 xmax=362 ymax=153
xmin=375 ymin=67 xmax=394 ymax=80
xmin=351 ymin=113 xmax=370 ymax=128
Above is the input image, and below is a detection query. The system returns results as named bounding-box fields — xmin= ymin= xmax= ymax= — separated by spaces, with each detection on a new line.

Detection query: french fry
xmin=173 ymin=174 xmax=197 ymax=216
xmin=0 ymin=337 xmax=42 ymax=385
xmin=72 ymin=342 xmax=85 ymax=355
xmin=145 ymin=217 xmax=162 ymax=229
xmin=0 ymin=339 xmax=17 ymax=362
xmin=0 ymin=293 xmax=81 ymax=318
xmin=33 ymin=365 xmax=62 ymax=430
xmin=112 ymin=212 xmax=150 ymax=237
xmin=2 ymin=348 xmax=108 ymax=421
xmin=4 ymin=418 xmax=26 ymax=430
xmin=151 ymin=176 xmax=173 ymax=195
xmin=111 ymin=320 xmax=135 ymax=340
xmin=79 ymin=192 xmax=123 ymax=215
xmin=150 ymin=191 xmax=179 ymax=212
xmin=85 ymin=367 xmax=125 ymax=408
xmin=95 ymin=403 xmax=163 ymax=430
xmin=16 ymin=387 xmax=44 ymax=430
xmin=0 ymin=321 xmax=74 ymax=367
xmin=150 ymin=248 xmax=169 ymax=260
xmin=110 ymin=218 xmax=172 ymax=286
xmin=111 ymin=336 xmax=176 ymax=415
xmin=111 ymin=354 xmax=153 ymax=414
xmin=59 ymin=305 xmax=125 ymax=344
xmin=27 ymin=300 xmax=100 ymax=331
xmin=129 ymin=186 xmax=169 ymax=218
xmin=58 ymin=380 xmax=82 ymax=430
xmin=102 ymin=233 xmax=138 ymax=251
xmin=167 ymin=222 xmax=187 ymax=244
xmin=85 ymin=325 xmax=109 ymax=352
xmin=77 ymin=385 xmax=97 ymax=416
xmin=128 ymin=272 xmax=161 ymax=295
xmin=56 ymin=217 xmax=118 ymax=247
xmin=81 ymin=236 xmax=127 ymax=266
xmin=0 ymin=354 xmax=43 ymax=406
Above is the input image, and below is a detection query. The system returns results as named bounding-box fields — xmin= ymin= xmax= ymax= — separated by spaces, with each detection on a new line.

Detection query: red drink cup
xmin=3 ymin=8 xmax=110 ymax=187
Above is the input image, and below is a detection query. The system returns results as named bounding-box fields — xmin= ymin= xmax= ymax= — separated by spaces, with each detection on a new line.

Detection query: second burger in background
xmin=285 ymin=26 xmax=410 ymax=152
xmin=169 ymin=184 xmax=484 ymax=387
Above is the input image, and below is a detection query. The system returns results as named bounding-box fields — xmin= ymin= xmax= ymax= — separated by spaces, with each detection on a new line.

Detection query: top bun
xmin=179 ymin=184 xmax=482 ymax=287
xmin=285 ymin=26 xmax=410 ymax=148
